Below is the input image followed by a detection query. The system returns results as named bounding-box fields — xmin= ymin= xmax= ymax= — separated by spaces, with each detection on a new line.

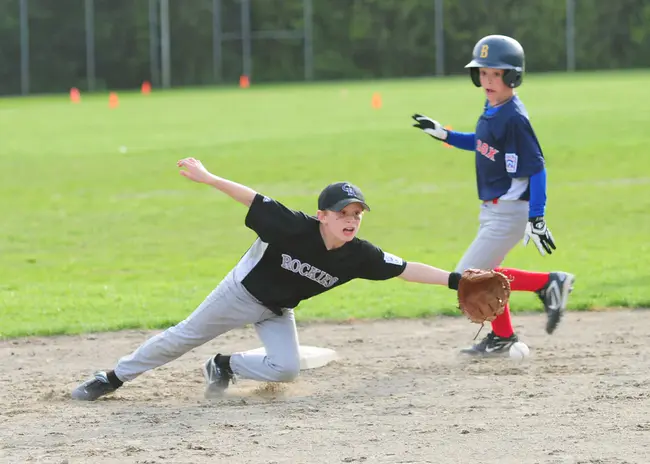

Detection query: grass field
xmin=2 ymin=70 xmax=649 ymax=339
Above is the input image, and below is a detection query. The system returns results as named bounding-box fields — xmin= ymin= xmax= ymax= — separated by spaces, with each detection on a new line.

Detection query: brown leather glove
xmin=457 ymin=269 xmax=511 ymax=323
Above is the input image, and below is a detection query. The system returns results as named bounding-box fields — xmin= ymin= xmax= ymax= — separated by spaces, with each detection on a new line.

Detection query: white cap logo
xmin=342 ymin=183 xmax=356 ymax=197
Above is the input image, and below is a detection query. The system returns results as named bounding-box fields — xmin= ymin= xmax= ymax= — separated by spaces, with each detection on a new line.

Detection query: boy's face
xmin=318 ymin=202 xmax=365 ymax=242
xmin=479 ymin=67 xmax=513 ymax=104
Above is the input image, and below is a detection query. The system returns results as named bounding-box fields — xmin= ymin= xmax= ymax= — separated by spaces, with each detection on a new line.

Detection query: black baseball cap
xmin=318 ymin=182 xmax=371 ymax=212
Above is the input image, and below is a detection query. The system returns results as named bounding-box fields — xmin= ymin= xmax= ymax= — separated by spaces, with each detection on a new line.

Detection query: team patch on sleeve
xmin=505 ymin=153 xmax=518 ymax=173
xmin=383 ymin=252 xmax=404 ymax=266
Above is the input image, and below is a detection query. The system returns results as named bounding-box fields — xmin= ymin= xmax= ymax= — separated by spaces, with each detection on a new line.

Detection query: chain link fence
xmin=1 ymin=0 xmax=648 ymax=96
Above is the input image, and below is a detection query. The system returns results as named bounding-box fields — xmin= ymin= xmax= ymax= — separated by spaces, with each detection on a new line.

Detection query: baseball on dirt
xmin=509 ymin=342 xmax=530 ymax=360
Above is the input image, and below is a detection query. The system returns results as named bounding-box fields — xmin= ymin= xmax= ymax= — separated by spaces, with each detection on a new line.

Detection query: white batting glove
xmin=411 ymin=114 xmax=448 ymax=141
xmin=523 ymin=217 xmax=557 ymax=256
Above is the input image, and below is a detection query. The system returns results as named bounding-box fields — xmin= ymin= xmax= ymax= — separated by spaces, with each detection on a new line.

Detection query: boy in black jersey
xmin=72 ymin=157 xmax=464 ymax=401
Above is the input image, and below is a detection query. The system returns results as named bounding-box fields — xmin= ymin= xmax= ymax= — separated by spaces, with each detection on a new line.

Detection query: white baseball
xmin=509 ymin=342 xmax=530 ymax=360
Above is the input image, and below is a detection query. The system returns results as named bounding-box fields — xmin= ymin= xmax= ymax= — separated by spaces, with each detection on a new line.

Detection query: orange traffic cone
xmin=141 ymin=81 xmax=151 ymax=95
xmin=371 ymin=92 xmax=382 ymax=109
xmin=239 ymin=75 xmax=250 ymax=88
xmin=108 ymin=92 xmax=119 ymax=109
xmin=70 ymin=87 xmax=81 ymax=103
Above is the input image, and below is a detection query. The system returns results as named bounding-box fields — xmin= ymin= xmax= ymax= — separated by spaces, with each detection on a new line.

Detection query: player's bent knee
xmin=269 ymin=359 xmax=300 ymax=382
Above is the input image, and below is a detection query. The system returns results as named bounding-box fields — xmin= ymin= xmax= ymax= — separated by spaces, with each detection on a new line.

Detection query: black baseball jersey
xmin=232 ymin=193 xmax=408 ymax=314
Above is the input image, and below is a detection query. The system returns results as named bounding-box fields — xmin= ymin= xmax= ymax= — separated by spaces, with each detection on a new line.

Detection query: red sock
xmin=496 ymin=268 xmax=549 ymax=292
xmin=491 ymin=302 xmax=514 ymax=337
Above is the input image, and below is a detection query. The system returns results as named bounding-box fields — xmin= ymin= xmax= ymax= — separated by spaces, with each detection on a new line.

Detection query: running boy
xmin=411 ymin=35 xmax=575 ymax=355
xmin=73 ymin=157 xmax=470 ymax=401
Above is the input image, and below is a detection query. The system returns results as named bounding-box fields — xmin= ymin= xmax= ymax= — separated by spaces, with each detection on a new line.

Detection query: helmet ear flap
xmin=469 ymin=68 xmax=481 ymax=87
xmin=502 ymin=69 xmax=523 ymax=88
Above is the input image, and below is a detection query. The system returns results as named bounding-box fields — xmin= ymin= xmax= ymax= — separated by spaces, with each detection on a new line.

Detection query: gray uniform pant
xmin=455 ymin=200 xmax=529 ymax=272
xmin=113 ymin=270 xmax=301 ymax=383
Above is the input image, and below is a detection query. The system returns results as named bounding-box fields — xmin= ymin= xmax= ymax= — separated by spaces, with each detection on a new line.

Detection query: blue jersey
xmin=473 ymin=96 xmax=545 ymax=202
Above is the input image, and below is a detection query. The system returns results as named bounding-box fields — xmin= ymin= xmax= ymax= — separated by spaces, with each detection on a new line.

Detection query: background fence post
xmin=241 ymin=0 xmax=252 ymax=79
xmin=566 ymin=0 xmax=576 ymax=71
xmin=84 ymin=0 xmax=96 ymax=91
xmin=160 ymin=0 xmax=171 ymax=88
xmin=434 ymin=0 xmax=444 ymax=76
xmin=149 ymin=0 xmax=160 ymax=88
xmin=303 ymin=0 xmax=313 ymax=81
xmin=20 ymin=0 xmax=29 ymax=95
xmin=212 ymin=0 xmax=222 ymax=83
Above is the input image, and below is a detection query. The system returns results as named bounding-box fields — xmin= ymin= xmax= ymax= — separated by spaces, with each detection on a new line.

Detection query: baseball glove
xmin=457 ymin=269 xmax=511 ymax=324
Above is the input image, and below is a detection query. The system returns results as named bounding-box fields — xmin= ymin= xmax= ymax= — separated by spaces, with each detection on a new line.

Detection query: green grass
xmin=2 ymin=70 xmax=649 ymax=338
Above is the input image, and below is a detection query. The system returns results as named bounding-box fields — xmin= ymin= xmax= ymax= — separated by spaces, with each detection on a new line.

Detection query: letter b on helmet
xmin=465 ymin=35 xmax=525 ymax=88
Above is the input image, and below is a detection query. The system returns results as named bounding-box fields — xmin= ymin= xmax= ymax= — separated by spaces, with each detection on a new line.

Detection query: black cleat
xmin=71 ymin=371 xmax=120 ymax=401
xmin=202 ymin=354 xmax=235 ymax=398
xmin=537 ymin=272 xmax=575 ymax=334
xmin=460 ymin=331 xmax=519 ymax=356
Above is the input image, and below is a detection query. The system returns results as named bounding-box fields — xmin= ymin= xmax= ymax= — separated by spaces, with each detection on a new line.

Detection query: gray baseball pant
xmin=113 ymin=270 xmax=301 ymax=383
xmin=455 ymin=200 xmax=529 ymax=272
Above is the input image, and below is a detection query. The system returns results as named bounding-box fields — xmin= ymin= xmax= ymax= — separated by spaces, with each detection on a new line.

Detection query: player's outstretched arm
xmin=177 ymin=157 xmax=257 ymax=207
xmin=398 ymin=261 xmax=453 ymax=287
xmin=399 ymin=263 xmax=511 ymax=323
xmin=411 ymin=114 xmax=475 ymax=151
xmin=412 ymin=114 xmax=449 ymax=141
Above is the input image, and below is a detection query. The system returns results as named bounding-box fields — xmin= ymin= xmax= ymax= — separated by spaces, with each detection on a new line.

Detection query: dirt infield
xmin=2 ymin=310 xmax=650 ymax=464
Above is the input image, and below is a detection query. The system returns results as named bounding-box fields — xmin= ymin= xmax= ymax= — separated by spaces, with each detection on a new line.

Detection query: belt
xmin=482 ymin=198 xmax=526 ymax=205
xmin=265 ymin=304 xmax=285 ymax=316
xmin=240 ymin=281 xmax=285 ymax=316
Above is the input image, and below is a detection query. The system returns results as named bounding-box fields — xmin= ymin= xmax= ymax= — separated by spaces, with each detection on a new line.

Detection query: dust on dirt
xmin=2 ymin=310 xmax=650 ymax=464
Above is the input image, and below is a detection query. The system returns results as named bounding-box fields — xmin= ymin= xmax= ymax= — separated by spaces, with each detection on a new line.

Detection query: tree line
xmin=0 ymin=0 xmax=648 ymax=95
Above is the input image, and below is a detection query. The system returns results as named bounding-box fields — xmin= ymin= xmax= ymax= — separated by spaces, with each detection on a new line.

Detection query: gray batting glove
xmin=412 ymin=114 xmax=448 ymax=141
